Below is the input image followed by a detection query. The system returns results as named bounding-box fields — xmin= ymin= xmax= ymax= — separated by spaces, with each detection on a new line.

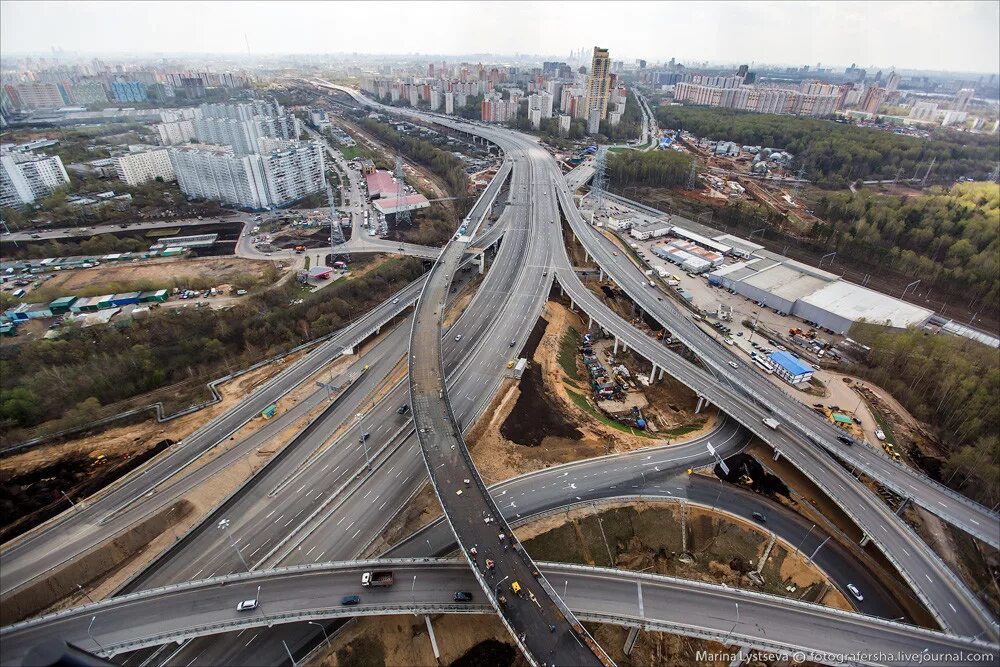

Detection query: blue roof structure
xmin=769 ymin=351 xmax=812 ymax=376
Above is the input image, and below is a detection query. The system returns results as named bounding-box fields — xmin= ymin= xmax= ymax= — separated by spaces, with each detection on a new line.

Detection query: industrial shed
xmin=708 ymin=259 xmax=933 ymax=334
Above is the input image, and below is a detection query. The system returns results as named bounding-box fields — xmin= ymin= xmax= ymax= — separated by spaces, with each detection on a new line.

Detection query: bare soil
xmin=518 ymin=502 xmax=850 ymax=610
xmin=470 ymin=303 xmax=712 ymax=487
xmin=41 ymin=256 xmax=275 ymax=293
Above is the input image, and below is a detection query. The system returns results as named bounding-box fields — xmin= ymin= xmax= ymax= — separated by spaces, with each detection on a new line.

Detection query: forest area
xmin=813 ymin=182 xmax=999 ymax=312
xmin=0 ymin=257 xmax=426 ymax=441
xmin=849 ymin=322 xmax=999 ymax=507
xmin=653 ymin=106 xmax=999 ymax=187
xmin=607 ymin=149 xmax=695 ymax=188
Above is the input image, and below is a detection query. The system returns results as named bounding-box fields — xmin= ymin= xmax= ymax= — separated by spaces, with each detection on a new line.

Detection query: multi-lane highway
xmin=4 ymin=561 xmax=995 ymax=667
xmin=4 ymin=80 xmax=998 ymax=666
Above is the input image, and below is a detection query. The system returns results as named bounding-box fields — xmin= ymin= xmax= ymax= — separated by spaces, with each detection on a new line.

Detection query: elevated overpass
xmin=3 ymin=561 xmax=995 ymax=666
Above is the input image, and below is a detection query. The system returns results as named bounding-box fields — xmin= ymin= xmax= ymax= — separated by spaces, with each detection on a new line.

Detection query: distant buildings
xmin=674 ymin=80 xmax=840 ymax=117
xmin=480 ymin=91 xmax=521 ymax=123
xmin=156 ymin=119 xmax=196 ymax=145
xmin=112 ymin=146 xmax=175 ymax=186
xmin=558 ymin=114 xmax=571 ymax=136
xmin=110 ymin=79 xmax=148 ymax=103
xmin=169 ymin=138 xmax=324 ymax=210
xmin=909 ymin=101 xmax=938 ymax=121
xmin=953 ymin=88 xmax=975 ymax=112
xmin=0 ymin=149 xmax=70 ymax=208
xmin=191 ymin=99 xmax=300 ymax=156
xmin=859 ymin=86 xmax=886 ymax=115
xmin=3 ymin=82 xmax=65 ymax=109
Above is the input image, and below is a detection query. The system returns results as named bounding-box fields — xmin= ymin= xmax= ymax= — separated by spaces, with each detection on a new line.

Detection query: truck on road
xmin=762 ymin=417 xmax=780 ymax=430
xmin=361 ymin=570 xmax=394 ymax=587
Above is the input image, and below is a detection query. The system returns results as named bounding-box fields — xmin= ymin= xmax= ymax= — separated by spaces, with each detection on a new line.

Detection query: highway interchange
xmin=1 ymin=82 xmax=998 ymax=666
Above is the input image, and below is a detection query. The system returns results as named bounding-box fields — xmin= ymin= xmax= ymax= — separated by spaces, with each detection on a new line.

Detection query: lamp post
xmin=87 ymin=616 xmax=105 ymax=654
xmin=308 ymin=622 xmax=330 ymax=648
xmin=218 ymin=518 xmax=251 ymax=573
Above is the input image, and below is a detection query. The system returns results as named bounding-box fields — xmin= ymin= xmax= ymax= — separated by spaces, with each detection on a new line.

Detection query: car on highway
xmin=397 ymin=404 xmax=410 ymax=415
xmin=236 ymin=599 xmax=258 ymax=611
xmin=509 ymin=339 xmax=516 ymax=347
xmin=846 ymin=584 xmax=864 ymax=601
xmin=341 ymin=595 xmax=361 ymax=606
xmin=728 ymin=361 xmax=738 ymax=369
xmin=837 ymin=435 xmax=854 ymax=446
xmin=751 ymin=511 xmax=767 ymax=523
xmin=454 ymin=591 xmax=473 ymax=602
xmin=455 ymin=334 xmax=462 ymax=341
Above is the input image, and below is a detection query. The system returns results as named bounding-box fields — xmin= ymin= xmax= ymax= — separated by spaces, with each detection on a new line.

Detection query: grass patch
xmin=558 ymin=326 xmax=582 ymax=380
xmin=144 ymin=227 xmax=182 ymax=238
xmin=662 ymin=419 xmax=706 ymax=437
xmin=866 ymin=400 xmax=898 ymax=447
xmin=339 ymin=145 xmax=362 ymax=160
xmin=565 ymin=385 xmax=657 ymax=439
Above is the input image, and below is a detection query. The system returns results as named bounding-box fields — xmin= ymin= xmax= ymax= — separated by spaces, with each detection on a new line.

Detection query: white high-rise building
xmin=0 ymin=151 xmax=70 ymax=208
xmin=169 ymin=138 xmax=324 ymax=210
xmin=587 ymin=107 xmax=601 ymax=134
xmin=953 ymin=88 xmax=975 ymax=111
xmin=192 ymin=100 xmax=300 ymax=156
xmin=156 ymin=119 xmax=195 ymax=145
xmin=408 ymin=86 xmax=419 ymax=107
xmin=558 ymin=114 xmax=572 ymax=136
xmin=445 ymin=92 xmax=455 ymax=115
xmin=538 ymin=91 xmax=554 ymax=118
xmin=430 ymin=89 xmax=442 ymax=111
xmin=113 ymin=147 xmax=175 ymax=185
xmin=529 ymin=106 xmax=542 ymax=130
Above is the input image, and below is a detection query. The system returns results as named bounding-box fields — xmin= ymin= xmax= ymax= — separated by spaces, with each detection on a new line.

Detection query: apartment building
xmin=113 ymin=147 xmax=175 ymax=185
xmin=0 ymin=150 xmax=70 ymax=208
xmin=168 ymin=138 xmax=324 ymax=210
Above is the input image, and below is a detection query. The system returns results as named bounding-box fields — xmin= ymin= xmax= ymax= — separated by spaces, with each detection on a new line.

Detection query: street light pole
xmin=218 ymin=518 xmax=251 ymax=573
xmin=87 ymin=616 xmax=105 ymax=654
xmin=282 ymin=640 xmax=298 ymax=667
xmin=308 ymin=622 xmax=330 ymax=648
xmin=795 ymin=524 xmax=815 ymax=554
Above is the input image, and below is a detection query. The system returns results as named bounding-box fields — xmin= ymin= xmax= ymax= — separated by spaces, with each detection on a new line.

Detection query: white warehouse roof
xmin=742 ymin=264 xmax=830 ymax=303
xmin=799 ymin=281 xmax=933 ymax=330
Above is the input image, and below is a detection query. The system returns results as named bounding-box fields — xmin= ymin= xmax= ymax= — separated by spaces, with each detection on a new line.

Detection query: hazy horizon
xmin=1 ymin=1 xmax=998 ymax=74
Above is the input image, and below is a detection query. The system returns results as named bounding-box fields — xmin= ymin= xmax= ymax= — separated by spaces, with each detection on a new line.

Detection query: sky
xmin=2 ymin=1 xmax=998 ymax=73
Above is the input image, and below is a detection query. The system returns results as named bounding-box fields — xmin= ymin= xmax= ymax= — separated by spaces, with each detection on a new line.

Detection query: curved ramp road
xmin=406 ymin=157 xmax=609 ymax=663
xmin=3 ymin=561 xmax=996 ymax=667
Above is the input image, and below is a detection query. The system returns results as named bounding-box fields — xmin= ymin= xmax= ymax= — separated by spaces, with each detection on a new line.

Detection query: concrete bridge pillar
xmin=613 ymin=336 xmax=619 ymax=353
xmin=773 ymin=449 xmax=781 ymax=462
xmin=650 ymin=363 xmax=658 ymax=384
xmin=859 ymin=533 xmax=871 ymax=547
xmin=585 ymin=249 xmax=591 ymax=263
xmin=478 ymin=252 xmax=485 ymax=275
xmin=895 ymin=497 xmax=911 ymax=516
xmin=570 ymin=298 xmax=576 ymax=311
xmin=658 ymin=367 xmax=665 ymax=381
xmin=599 ymin=268 xmax=604 ymax=282
xmin=588 ymin=314 xmax=593 ymax=330
xmin=695 ymin=396 xmax=706 ymax=414
xmin=623 ymin=627 xmax=640 ymax=656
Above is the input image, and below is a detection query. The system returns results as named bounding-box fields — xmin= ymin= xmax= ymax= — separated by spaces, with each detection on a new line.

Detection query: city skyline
xmin=2 ymin=1 xmax=999 ymax=74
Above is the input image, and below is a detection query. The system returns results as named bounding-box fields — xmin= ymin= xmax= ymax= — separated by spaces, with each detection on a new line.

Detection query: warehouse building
xmin=708 ymin=258 xmax=933 ymax=333
xmin=628 ymin=220 xmax=672 ymax=241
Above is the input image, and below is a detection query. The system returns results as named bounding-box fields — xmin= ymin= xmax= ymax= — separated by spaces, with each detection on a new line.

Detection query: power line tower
xmin=686 ymin=160 xmax=698 ymax=190
xmin=989 ymin=162 xmax=1000 ymax=184
xmin=590 ymin=146 xmax=608 ymax=211
xmin=893 ymin=166 xmax=903 ymax=184
xmin=791 ymin=164 xmax=806 ymax=199
xmin=394 ymin=154 xmax=411 ymax=229
xmin=921 ymin=156 xmax=935 ymax=186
